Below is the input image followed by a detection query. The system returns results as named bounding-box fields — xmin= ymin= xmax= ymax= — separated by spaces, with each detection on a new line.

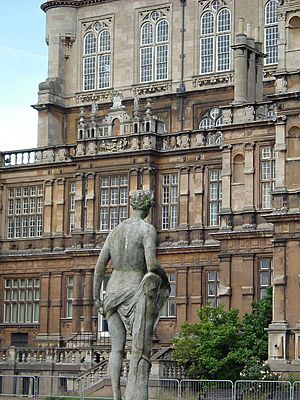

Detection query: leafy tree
xmin=173 ymin=288 xmax=273 ymax=381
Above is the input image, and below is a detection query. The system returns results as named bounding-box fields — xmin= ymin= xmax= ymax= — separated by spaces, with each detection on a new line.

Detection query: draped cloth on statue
xmin=103 ymin=272 xmax=162 ymax=337
xmin=104 ymin=272 xmax=164 ymax=400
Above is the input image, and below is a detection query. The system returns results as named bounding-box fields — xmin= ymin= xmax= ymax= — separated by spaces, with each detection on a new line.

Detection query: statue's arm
xmin=93 ymin=238 xmax=111 ymax=312
xmin=143 ymin=226 xmax=171 ymax=294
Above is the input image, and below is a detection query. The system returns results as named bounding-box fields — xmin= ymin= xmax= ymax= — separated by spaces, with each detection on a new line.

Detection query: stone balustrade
xmin=0 ymin=346 xmax=99 ymax=366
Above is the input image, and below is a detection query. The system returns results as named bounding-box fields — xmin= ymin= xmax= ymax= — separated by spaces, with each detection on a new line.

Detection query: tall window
xmin=259 ymin=258 xmax=273 ymax=299
xmin=265 ymin=0 xmax=279 ymax=65
xmin=209 ymin=169 xmax=222 ymax=226
xmin=207 ymin=270 xmax=219 ymax=307
xmin=66 ymin=276 xmax=74 ymax=319
xmin=161 ymin=174 xmax=178 ymax=230
xmin=4 ymin=278 xmax=40 ymax=323
xmin=160 ymin=273 xmax=176 ymax=317
xmin=140 ymin=11 xmax=169 ymax=83
xmin=99 ymin=175 xmax=128 ymax=231
xmin=83 ymin=22 xmax=112 ymax=91
xmin=200 ymin=1 xmax=231 ymax=74
xmin=261 ymin=146 xmax=275 ymax=209
xmin=69 ymin=182 xmax=76 ymax=233
xmin=7 ymin=186 xmax=43 ymax=239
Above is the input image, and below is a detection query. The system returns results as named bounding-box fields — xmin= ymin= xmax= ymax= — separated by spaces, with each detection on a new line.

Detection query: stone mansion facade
xmin=0 ymin=0 xmax=300 ymax=382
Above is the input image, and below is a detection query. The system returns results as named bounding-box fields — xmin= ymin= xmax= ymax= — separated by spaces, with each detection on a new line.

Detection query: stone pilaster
xmin=83 ymin=269 xmax=94 ymax=333
xmin=53 ymin=178 xmax=65 ymax=236
xmin=243 ymin=142 xmax=255 ymax=211
xmin=37 ymin=273 xmax=51 ymax=339
xmin=218 ymin=254 xmax=231 ymax=311
xmin=141 ymin=167 xmax=156 ymax=224
xmin=74 ymin=173 xmax=84 ymax=232
xmin=85 ymin=173 xmax=95 ymax=232
xmin=179 ymin=167 xmax=189 ymax=229
xmin=191 ymin=166 xmax=204 ymax=227
xmin=176 ymin=267 xmax=188 ymax=327
xmin=0 ymin=184 xmax=3 ymax=239
xmin=189 ymin=267 xmax=203 ymax=322
xmin=274 ymin=116 xmax=287 ymax=191
xmin=241 ymin=254 xmax=255 ymax=315
xmin=72 ymin=271 xmax=83 ymax=334
xmin=49 ymin=272 xmax=63 ymax=339
xmin=276 ymin=10 xmax=287 ymax=73
xmin=129 ymin=168 xmax=139 ymax=217
xmin=246 ymin=32 xmax=256 ymax=102
xmin=43 ymin=180 xmax=53 ymax=237
xmin=220 ymin=146 xmax=232 ymax=229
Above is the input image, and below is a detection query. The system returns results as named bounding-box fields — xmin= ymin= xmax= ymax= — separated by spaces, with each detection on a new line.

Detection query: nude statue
xmin=93 ymin=190 xmax=170 ymax=400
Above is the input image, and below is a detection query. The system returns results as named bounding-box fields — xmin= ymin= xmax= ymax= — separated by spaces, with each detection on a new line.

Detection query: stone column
xmin=83 ymin=269 xmax=94 ymax=333
xmin=85 ymin=173 xmax=95 ymax=232
xmin=43 ymin=180 xmax=53 ymax=238
xmin=49 ymin=272 xmax=63 ymax=340
xmin=241 ymin=255 xmax=255 ymax=315
xmin=246 ymin=26 xmax=256 ymax=102
xmin=254 ymin=33 xmax=264 ymax=102
xmin=274 ymin=117 xmax=287 ymax=191
xmin=190 ymin=166 xmax=204 ymax=243
xmin=38 ymin=273 xmax=51 ymax=339
xmin=218 ymin=255 xmax=231 ymax=311
xmin=176 ymin=267 xmax=188 ymax=328
xmin=232 ymin=19 xmax=248 ymax=104
xmin=72 ymin=271 xmax=83 ymax=334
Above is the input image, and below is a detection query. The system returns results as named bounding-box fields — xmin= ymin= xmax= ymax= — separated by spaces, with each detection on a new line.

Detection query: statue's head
xmin=130 ymin=190 xmax=154 ymax=217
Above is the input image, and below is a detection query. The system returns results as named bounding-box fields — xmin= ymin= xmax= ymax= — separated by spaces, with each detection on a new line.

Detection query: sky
xmin=0 ymin=1 xmax=48 ymax=151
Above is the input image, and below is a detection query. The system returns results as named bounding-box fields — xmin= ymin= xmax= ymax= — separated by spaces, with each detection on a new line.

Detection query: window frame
xmin=161 ymin=173 xmax=179 ymax=231
xmin=139 ymin=14 xmax=169 ymax=83
xmin=208 ymin=168 xmax=222 ymax=227
xmin=82 ymin=23 xmax=112 ymax=91
xmin=206 ymin=269 xmax=220 ymax=307
xmin=199 ymin=4 xmax=232 ymax=75
xmin=6 ymin=185 xmax=43 ymax=239
xmin=99 ymin=175 xmax=129 ymax=232
xmin=160 ymin=272 xmax=176 ymax=318
xmin=3 ymin=278 xmax=40 ymax=324
xmin=264 ymin=0 xmax=279 ymax=66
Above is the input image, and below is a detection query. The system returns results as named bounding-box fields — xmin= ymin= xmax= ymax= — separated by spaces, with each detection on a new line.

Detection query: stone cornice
xmin=41 ymin=0 xmax=114 ymax=12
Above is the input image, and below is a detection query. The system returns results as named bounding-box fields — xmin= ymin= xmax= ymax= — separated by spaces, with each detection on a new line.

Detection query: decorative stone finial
xmin=145 ymin=98 xmax=153 ymax=116
xmin=111 ymin=92 xmax=124 ymax=110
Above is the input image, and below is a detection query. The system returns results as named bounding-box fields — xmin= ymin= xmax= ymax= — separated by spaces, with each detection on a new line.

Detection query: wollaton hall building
xmin=0 ymin=0 xmax=300 ymax=385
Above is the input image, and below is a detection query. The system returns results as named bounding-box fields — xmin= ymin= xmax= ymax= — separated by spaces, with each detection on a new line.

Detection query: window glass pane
xmin=217 ymin=9 xmax=231 ymax=32
xmin=200 ymin=37 xmax=214 ymax=74
xmin=84 ymin=32 xmax=97 ymax=55
xmin=156 ymin=44 xmax=168 ymax=80
xmin=141 ymin=22 xmax=153 ymax=45
xmin=83 ymin=57 xmax=96 ymax=91
xmin=157 ymin=20 xmax=169 ymax=42
xmin=99 ymin=30 xmax=111 ymax=52
xmin=141 ymin=47 xmax=153 ymax=82
xmin=201 ymin=12 xmax=214 ymax=35
xmin=217 ymin=34 xmax=230 ymax=71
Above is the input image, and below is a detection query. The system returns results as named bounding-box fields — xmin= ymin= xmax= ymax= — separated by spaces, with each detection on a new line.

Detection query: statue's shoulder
xmin=143 ymin=221 xmax=156 ymax=236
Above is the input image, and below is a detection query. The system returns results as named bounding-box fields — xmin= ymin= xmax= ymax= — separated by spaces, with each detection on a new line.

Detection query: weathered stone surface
xmin=93 ymin=190 xmax=170 ymax=400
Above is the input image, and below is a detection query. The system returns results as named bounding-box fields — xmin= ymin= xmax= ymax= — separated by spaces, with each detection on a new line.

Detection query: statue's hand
xmin=94 ymin=298 xmax=104 ymax=315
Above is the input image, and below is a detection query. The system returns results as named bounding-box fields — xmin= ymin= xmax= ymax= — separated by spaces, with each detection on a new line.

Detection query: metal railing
xmin=1 ymin=375 xmax=300 ymax=399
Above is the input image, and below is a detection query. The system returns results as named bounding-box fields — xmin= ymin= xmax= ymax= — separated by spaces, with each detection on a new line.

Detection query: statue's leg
xmin=108 ymin=312 xmax=126 ymax=400
xmin=124 ymin=273 xmax=161 ymax=400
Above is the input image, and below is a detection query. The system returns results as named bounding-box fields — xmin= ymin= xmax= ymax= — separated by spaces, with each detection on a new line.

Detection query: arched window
xmin=200 ymin=1 xmax=231 ymax=74
xmin=199 ymin=107 xmax=223 ymax=129
xmin=264 ymin=0 xmax=279 ymax=65
xmin=140 ymin=11 xmax=169 ymax=83
xmin=83 ymin=22 xmax=112 ymax=91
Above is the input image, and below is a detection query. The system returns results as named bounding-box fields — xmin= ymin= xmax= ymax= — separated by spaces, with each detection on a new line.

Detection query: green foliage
xmin=173 ymin=288 xmax=273 ymax=381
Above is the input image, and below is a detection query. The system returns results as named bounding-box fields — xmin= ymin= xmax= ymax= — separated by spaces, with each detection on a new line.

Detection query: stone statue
xmin=93 ymin=190 xmax=170 ymax=400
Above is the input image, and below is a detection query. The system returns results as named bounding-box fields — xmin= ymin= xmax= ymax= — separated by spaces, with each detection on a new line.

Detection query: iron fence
xmin=1 ymin=374 xmax=300 ymax=399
